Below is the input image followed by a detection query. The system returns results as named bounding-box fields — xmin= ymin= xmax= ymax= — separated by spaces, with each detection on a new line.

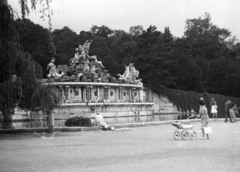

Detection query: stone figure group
xmin=46 ymin=40 xmax=142 ymax=86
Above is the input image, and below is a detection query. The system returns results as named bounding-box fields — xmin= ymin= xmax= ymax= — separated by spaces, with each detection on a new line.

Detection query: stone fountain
xmin=44 ymin=40 xmax=155 ymax=125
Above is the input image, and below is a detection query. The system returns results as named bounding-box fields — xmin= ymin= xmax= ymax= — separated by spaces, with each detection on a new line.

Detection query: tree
xmin=134 ymin=26 xmax=177 ymax=88
xmin=15 ymin=18 xmax=56 ymax=77
xmin=184 ymin=12 xmax=231 ymax=60
xmin=172 ymin=54 xmax=203 ymax=92
xmin=0 ymin=0 xmax=60 ymax=120
xmin=207 ymin=58 xmax=240 ymax=97
xmin=224 ymin=36 xmax=240 ymax=60
xmin=52 ymin=27 xmax=80 ymax=65
xmin=90 ymin=25 xmax=113 ymax=37
xmin=129 ymin=25 xmax=143 ymax=36
xmin=0 ymin=0 xmax=36 ymax=117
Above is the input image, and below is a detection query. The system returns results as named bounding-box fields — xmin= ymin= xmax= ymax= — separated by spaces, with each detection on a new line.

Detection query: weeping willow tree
xmin=0 ymin=0 xmax=59 ymax=120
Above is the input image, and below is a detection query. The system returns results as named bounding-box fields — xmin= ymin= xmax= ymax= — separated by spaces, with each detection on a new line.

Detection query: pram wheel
xmin=190 ymin=131 xmax=196 ymax=140
xmin=173 ymin=131 xmax=181 ymax=140
xmin=181 ymin=131 xmax=188 ymax=140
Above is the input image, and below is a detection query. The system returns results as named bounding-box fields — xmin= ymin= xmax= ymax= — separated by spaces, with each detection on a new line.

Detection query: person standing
xmin=229 ymin=103 xmax=237 ymax=123
xmin=224 ymin=100 xmax=233 ymax=123
xmin=199 ymin=102 xmax=210 ymax=140
xmin=210 ymin=98 xmax=218 ymax=119
xmin=46 ymin=109 xmax=54 ymax=133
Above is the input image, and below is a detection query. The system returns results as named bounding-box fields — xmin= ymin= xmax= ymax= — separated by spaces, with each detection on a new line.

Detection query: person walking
xmin=224 ymin=100 xmax=233 ymax=123
xmin=199 ymin=100 xmax=210 ymax=140
xmin=210 ymin=98 xmax=218 ymax=119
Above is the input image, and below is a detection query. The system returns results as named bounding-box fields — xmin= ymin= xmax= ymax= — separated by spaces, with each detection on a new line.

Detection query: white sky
xmin=8 ymin=0 xmax=240 ymax=39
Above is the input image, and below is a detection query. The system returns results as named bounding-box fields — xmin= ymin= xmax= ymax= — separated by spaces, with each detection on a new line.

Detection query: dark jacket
xmin=199 ymin=99 xmax=205 ymax=106
xmin=224 ymin=101 xmax=231 ymax=112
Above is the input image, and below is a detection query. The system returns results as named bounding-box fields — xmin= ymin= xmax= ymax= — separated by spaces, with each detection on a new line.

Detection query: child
xmin=229 ymin=104 xmax=237 ymax=123
xmin=210 ymin=98 xmax=218 ymax=119
xmin=211 ymin=104 xmax=218 ymax=119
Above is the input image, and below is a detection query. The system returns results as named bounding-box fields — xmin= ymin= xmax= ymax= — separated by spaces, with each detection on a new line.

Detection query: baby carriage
xmin=172 ymin=115 xmax=200 ymax=140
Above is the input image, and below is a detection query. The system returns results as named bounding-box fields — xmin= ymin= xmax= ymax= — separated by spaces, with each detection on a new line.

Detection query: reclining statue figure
xmin=88 ymin=55 xmax=104 ymax=68
xmin=47 ymin=58 xmax=64 ymax=78
xmin=118 ymin=65 xmax=130 ymax=81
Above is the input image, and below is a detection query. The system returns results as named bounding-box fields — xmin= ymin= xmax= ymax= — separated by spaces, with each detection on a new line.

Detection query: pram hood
xmin=172 ymin=122 xmax=193 ymax=129
xmin=172 ymin=122 xmax=182 ymax=129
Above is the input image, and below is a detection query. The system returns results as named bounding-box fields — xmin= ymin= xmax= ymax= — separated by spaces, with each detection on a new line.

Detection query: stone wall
xmin=0 ymin=88 xmax=186 ymax=125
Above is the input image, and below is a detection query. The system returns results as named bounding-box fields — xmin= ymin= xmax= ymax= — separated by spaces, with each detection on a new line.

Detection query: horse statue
xmin=129 ymin=63 xmax=139 ymax=78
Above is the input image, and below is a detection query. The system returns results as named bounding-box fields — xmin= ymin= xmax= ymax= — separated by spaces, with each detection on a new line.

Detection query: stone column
xmin=60 ymin=86 xmax=64 ymax=103
xmin=78 ymin=87 xmax=82 ymax=102
xmin=64 ymin=86 xmax=69 ymax=103
xmin=119 ymin=87 xmax=123 ymax=102
xmin=67 ymin=86 xmax=71 ymax=102
xmin=104 ymin=86 xmax=108 ymax=102
xmin=86 ymin=86 xmax=90 ymax=103
xmin=128 ymin=88 xmax=131 ymax=102
xmin=115 ymin=87 xmax=118 ymax=102
xmin=89 ymin=86 xmax=93 ymax=102
xmin=140 ymin=88 xmax=144 ymax=102
xmin=129 ymin=88 xmax=132 ymax=102
xmin=92 ymin=86 xmax=98 ymax=102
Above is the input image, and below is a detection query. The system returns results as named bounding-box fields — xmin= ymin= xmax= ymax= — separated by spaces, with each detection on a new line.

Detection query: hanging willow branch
xmin=31 ymin=82 xmax=61 ymax=111
xmin=18 ymin=0 xmax=52 ymax=30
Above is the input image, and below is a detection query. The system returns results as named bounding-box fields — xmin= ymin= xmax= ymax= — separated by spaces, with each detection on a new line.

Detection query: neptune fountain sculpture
xmin=47 ymin=40 xmax=142 ymax=86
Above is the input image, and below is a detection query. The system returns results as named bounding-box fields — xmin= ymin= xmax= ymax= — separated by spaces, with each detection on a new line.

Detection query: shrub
xmin=65 ymin=116 xmax=91 ymax=127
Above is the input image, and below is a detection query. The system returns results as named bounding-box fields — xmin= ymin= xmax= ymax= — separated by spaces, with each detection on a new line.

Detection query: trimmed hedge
xmin=150 ymin=85 xmax=240 ymax=117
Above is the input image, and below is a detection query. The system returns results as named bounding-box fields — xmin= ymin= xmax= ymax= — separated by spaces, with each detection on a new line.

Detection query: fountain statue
xmin=117 ymin=63 xmax=142 ymax=85
xmin=47 ymin=58 xmax=64 ymax=78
